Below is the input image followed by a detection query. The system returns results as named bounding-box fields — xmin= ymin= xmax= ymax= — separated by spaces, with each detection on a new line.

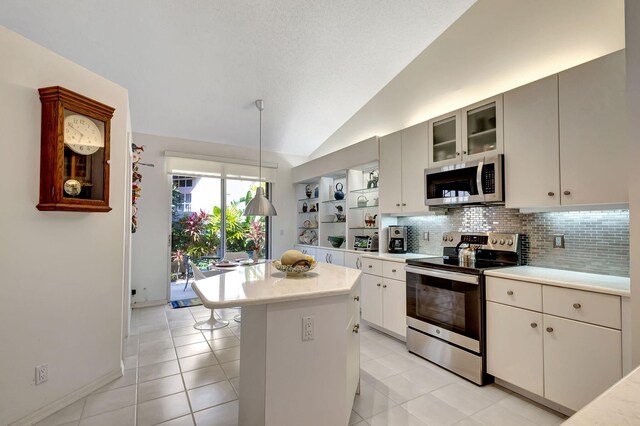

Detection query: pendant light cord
xmin=259 ymin=105 xmax=262 ymax=184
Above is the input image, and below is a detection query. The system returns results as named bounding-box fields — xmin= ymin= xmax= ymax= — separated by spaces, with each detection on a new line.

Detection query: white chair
xmin=189 ymin=261 xmax=229 ymax=330
xmin=223 ymin=252 xmax=248 ymax=323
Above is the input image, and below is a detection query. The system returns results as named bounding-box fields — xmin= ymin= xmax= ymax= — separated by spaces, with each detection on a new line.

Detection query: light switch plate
xmin=553 ymin=234 xmax=565 ymax=248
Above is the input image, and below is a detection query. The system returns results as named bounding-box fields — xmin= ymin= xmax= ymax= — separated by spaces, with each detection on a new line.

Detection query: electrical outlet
xmin=423 ymin=232 xmax=430 ymax=241
xmin=302 ymin=316 xmax=314 ymax=341
xmin=553 ymin=234 xmax=565 ymax=249
xmin=35 ymin=364 xmax=48 ymax=385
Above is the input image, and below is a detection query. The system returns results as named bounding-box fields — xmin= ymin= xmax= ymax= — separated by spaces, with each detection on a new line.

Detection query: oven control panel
xmin=441 ymin=232 xmax=520 ymax=252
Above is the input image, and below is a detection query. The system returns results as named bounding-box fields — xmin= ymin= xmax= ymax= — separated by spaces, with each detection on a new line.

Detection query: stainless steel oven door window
xmin=406 ymin=267 xmax=481 ymax=342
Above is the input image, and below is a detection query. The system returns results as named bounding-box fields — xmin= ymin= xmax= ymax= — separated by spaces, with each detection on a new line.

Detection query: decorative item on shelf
xmin=243 ymin=99 xmax=277 ymax=216
xmin=131 ymin=143 xmax=145 ymax=233
xmin=373 ymin=197 xmax=379 ymax=205
xmin=302 ymin=202 xmax=308 ymax=213
xmin=335 ymin=204 xmax=346 ymax=222
xmin=309 ymin=202 xmax=318 ymax=213
xmin=357 ymin=195 xmax=368 ymax=208
xmin=365 ymin=213 xmax=377 ymax=228
xmin=334 ymin=183 xmax=345 ymax=200
xmin=298 ymin=229 xmax=318 ymax=245
xmin=311 ymin=215 xmax=318 ymax=228
xmin=328 ymin=236 xmax=345 ymax=248
xmin=314 ymin=185 xmax=319 ymax=198
xmin=323 ymin=214 xmax=336 ymax=223
xmin=305 ymin=184 xmax=312 ymax=198
xmin=37 ymin=86 xmax=115 ymax=212
xmin=367 ymin=170 xmax=379 ymax=189
xmin=303 ymin=219 xmax=312 ymax=228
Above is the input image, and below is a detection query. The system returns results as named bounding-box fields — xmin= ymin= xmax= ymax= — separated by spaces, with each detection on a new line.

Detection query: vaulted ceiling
xmin=0 ymin=0 xmax=475 ymax=156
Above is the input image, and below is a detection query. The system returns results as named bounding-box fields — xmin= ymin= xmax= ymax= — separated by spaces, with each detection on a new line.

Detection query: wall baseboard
xmin=131 ymin=299 xmax=167 ymax=308
xmin=11 ymin=364 xmax=124 ymax=426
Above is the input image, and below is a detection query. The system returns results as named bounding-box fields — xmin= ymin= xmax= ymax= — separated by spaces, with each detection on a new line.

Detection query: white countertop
xmin=485 ymin=266 xmax=630 ymax=297
xmin=361 ymin=252 xmax=439 ymax=263
xmin=192 ymin=262 xmax=361 ymax=309
xmin=564 ymin=365 xmax=640 ymax=424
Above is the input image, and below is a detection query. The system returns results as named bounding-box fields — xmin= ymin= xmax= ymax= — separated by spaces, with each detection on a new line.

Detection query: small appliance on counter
xmin=388 ymin=226 xmax=408 ymax=253
xmin=353 ymin=234 xmax=379 ymax=251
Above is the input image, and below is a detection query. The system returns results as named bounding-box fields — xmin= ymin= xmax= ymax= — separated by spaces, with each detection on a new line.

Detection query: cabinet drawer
xmin=382 ymin=261 xmax=406 ymax=281
xmin=543 ymin=286 xmax=621 ymax=329
xmin=486 ymin=277 xmax=542 ymax=311
xmin=361 ymin=257 xmax=383 ymax=276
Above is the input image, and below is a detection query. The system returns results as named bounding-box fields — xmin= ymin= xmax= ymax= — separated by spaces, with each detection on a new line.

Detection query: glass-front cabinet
xmin=429 ymin=95 xmax=503 ymax=166
xmin=461 ymin=95 xmax=503 ymax=162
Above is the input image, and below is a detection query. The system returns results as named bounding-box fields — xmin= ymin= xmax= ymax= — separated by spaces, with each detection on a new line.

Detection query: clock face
xmin=64 ymin=114 xmax=103 ymax=155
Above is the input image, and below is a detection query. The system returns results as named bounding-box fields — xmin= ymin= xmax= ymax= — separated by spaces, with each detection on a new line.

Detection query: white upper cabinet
xmin=379 ymin=130 xmax=403 ymax=214
xmin=429 ymin=96 xmax=503 ymax=167
xmin=559 ymin=50 xmax=627 ymax=206
xmin=504 ymin=75 xmax=560 ymax=208
xmin=379 ymin=124 xmax=430 ymax=215
xmin=400 ymin=122 xmax=431 ymax=214
xmin=461 ymin=95 xmax=504 ymax=162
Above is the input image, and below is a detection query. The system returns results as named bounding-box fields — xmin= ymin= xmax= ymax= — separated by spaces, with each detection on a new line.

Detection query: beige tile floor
xmin=36 ymin=304 xmax=566 ymax=426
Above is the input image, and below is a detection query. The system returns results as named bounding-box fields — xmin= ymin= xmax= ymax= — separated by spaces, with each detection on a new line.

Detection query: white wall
xmin=130 ymin=133 xmax=306 ymax=304
xmin=0 ymin=27 xmax=130 ymax=424
xmin=625 ymin=0 xmax=640 ymax=367
xmin=310 ymin=0 xmax=625 ymax=158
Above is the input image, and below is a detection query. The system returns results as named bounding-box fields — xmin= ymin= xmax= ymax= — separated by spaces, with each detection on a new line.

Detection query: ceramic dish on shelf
xmin=299 ymin=229 xmax=318 ymax=245
xmin=272 ymin=259 xmax=317 ymax=276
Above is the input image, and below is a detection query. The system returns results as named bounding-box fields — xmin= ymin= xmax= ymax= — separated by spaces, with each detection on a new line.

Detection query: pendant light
xmin=243 ymin=99 xmax=278 ymax=216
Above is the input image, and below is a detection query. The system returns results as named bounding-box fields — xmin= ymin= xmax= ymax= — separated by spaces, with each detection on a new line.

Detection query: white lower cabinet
xmin=316 ymin=248 xmax=345 ymax=266
xmin=543 ymin=314 xmax=621 ymax=411
xmin=344 ymin=252 xmax=362 ymax=270
xmin=487 ymin=302 xmax=544 ymax=396
xmin=486 ymin=277 xmax=623 ymax=411
xmin=361 ymin=258 xmax=407 ymax=339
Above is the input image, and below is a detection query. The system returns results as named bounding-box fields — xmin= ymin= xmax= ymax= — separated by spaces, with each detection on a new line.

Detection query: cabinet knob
xmin=547 ymin=192 xmax=554 ymax=196
xmin=530 ymin=323 xmax=538 ymax=328
xmin=392 ymin=269 xmax=397 ymax=273
xmin=573 ymin=303 xmax=581 ymax=309
xmin=353 ymin=324 xmax=360 ymax=334
xmin=402 ymin=203 xmax=406 ymax=206
xmin=463 ymin=150 xmax=467 ymax=155
xmin=546 ymin=327 xmax=554 ymax=333
xmin=377 ymin=283 xmax=381 ymax=287
xmin=507 ymin=290 xmax=514 ymax=296
xmin=563 ymin=190 xmax=571 ymax=195
xmin=353 ymin=295 xmax=360 ymax=301
xmin=383 ymin=284 xmax=387 ymax=288
xmin=368 ymin=265 xmax=373 ymax=268
xmin=396 ymin=203 xmax=401 ymax=207
xmin=456 ymin=152 xmax=460 ymax=156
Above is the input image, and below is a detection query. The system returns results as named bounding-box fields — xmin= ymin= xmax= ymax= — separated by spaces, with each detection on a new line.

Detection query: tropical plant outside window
xmin=170 ymin=176 xmax=268 ymax=280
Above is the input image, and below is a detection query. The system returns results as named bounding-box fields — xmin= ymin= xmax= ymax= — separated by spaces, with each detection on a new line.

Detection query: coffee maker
xmin=388 ymin=226 xmax=408 ymax=253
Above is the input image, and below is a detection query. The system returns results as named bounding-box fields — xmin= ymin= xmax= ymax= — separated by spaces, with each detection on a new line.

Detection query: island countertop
xmin=192 ymin=262 xmax=361 ymax=309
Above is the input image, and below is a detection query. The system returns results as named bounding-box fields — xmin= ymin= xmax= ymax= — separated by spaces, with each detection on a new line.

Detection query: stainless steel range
xmin=405 ymin=232 xmax=522 ymax=385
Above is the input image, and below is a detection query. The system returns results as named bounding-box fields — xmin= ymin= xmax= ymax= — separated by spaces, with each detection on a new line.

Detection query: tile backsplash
xmin=398 ymin=206 xmax=629 ymax=277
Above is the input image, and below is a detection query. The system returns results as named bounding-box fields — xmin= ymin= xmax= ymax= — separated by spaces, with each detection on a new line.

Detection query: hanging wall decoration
xmin=131 ymin=143 xmax=144 ymax=233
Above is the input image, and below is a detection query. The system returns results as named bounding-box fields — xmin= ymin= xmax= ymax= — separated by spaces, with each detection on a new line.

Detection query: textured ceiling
xmin=0 ymin=0 xmax=474 ymax=156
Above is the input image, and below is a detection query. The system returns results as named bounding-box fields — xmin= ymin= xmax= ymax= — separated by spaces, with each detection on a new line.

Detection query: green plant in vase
xmin=246 ymin=219 xmax=266 ymax=261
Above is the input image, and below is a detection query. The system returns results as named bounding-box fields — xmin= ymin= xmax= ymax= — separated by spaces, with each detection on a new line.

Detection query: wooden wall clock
xmin=37 ymin=86 xmax=115 ymax=212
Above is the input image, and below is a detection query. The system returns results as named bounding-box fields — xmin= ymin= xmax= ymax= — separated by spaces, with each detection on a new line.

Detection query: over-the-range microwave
xmin=424 ymin=154 xmax=504 ymax=206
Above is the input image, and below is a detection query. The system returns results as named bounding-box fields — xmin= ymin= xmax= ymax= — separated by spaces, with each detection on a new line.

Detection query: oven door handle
xmin=476 ymin=160 xmax=484 ymax=198
xmin=405 ymin=266 xmax=480 ymax=285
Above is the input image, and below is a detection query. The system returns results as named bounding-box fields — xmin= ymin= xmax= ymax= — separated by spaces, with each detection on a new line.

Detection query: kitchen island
xmin=192 ymin=262 xmax=361 ymax=426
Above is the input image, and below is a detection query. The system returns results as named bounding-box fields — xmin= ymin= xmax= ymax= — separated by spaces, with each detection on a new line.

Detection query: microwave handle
xmin=476 ymin=160 xmax=485 ymax=197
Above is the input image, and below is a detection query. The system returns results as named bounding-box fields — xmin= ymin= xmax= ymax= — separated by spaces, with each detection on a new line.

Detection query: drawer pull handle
xmin=382 ymin=284 xmax=387 ymax=288
xmin=530 ymin=323 xmax=538 ymax=328
xmin=546 ymin=327 xmax=554 ymax=333
xmin=507 ymin=290 xmax=514 ymax=296
xmin=353 ymin=296 xmax=360 ymax=301
xmin=573 ymin=303 xmax=581 ymax=309
xmin=547 ymin=192 xmax=554 ymax=196
xmin=353 ymin=324 xmax=360 ymax=334
xmin=392 ymin=269 xmax=397 ymax=273
xmin=564 ymin=190 xmax=571 ymax=196
xmin=368 ymin=265 xmax=373 ymax=268
xmin=377 ymin=283 xmax=381 ymax=287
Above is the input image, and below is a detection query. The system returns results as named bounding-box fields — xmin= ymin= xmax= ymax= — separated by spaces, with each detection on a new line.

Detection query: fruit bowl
xmin=272 ymin=259 xmax=317 ymax=275
xmin=328 ymin=236 xmax=345 ymax=248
